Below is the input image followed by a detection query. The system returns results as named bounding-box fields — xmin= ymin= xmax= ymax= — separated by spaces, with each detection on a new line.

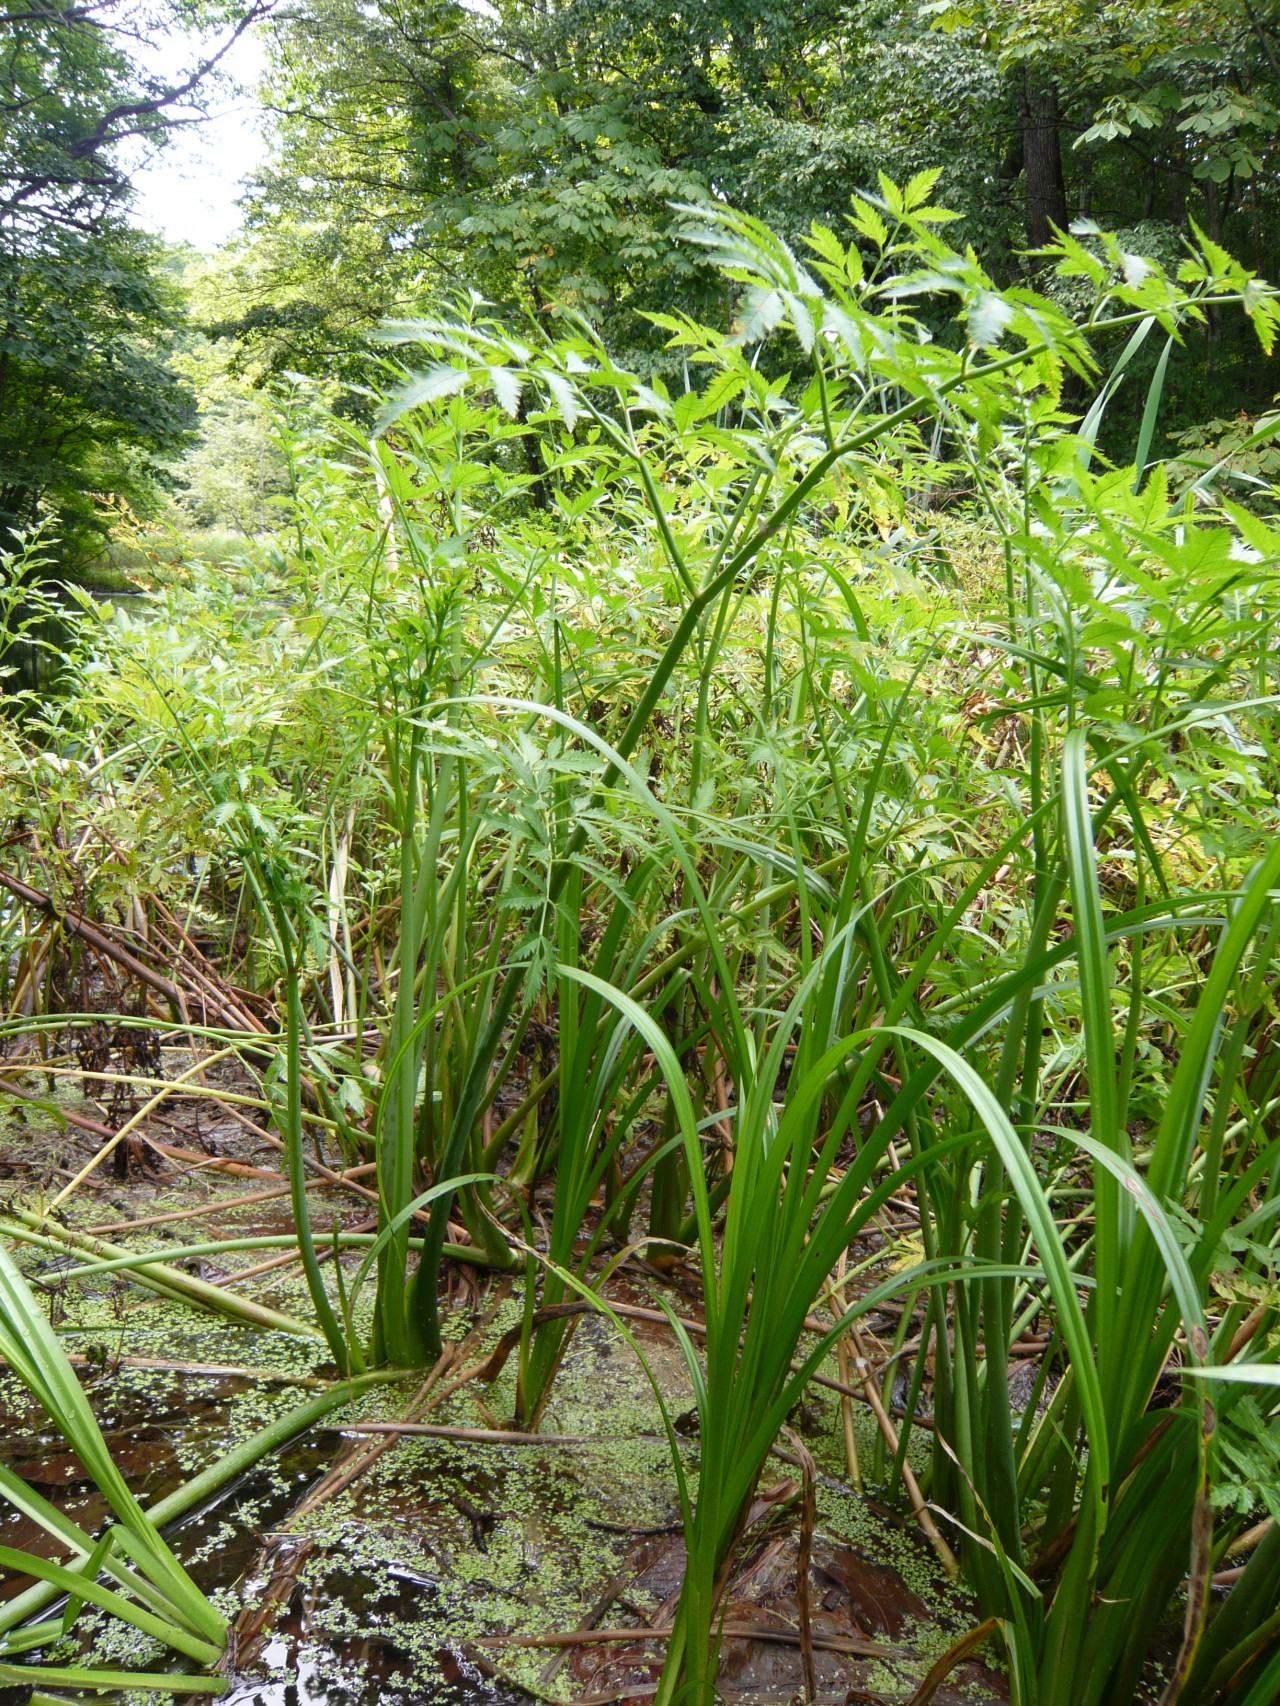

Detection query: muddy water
xmin=0 ymin=1310 xmax=1007 ymax=1705
xmin=0 ymin=1135 xmax=1007 ymax=1705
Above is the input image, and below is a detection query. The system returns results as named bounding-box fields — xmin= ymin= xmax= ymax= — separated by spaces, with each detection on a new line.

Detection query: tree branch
xmin=66 ymin=0 xmax=275 ymax=164
xmin=1240 ymin=0 xmax=1280 ymax=85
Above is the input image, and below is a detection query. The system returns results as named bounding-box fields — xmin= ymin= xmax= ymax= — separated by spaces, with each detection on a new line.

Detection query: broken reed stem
xmin=320 ymin=1422 xmax=671 ymax=1446
xmin=38 ymin=1355 xmax=333 ymax=1387
xmin=85 ymin=1168 xmax=378 ymax=1236
xmin=781 ymin=1426 xmax=818 ymax=1703
xmin=474 ymin=1624 xmax=890 ymax=1658
xmin=289 ymin=1356 xmax=455 ymax=1522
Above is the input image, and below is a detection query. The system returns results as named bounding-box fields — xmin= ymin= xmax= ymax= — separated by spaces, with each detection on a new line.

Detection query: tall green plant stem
xmin=284 ymin=965 xmax=357 ymax=1373
xmin=404 ymin=324 xmax=1122 ymax=1362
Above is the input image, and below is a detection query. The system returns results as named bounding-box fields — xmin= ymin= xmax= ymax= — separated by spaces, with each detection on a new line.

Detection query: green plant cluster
xmin=3 ymin=183 xmax=1280 ymax=1705
xmin=214 ymin=0 xmax=1280 ymax=457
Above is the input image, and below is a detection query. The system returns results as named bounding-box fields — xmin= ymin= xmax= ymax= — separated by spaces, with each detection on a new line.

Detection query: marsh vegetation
xmin=2 ymin=181 xmax=1280 ymax=1706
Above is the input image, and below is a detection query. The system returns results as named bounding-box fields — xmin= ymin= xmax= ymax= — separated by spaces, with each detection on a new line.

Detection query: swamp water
xmin=0 ymin=1113 xmax=1007 ymax=1705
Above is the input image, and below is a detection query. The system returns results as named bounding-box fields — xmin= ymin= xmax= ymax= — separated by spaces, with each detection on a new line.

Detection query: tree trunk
xmin=515 ymin=393 xmax=550 ymax=510
xmin=1021 ymin=70 xmax=1068 ymax=249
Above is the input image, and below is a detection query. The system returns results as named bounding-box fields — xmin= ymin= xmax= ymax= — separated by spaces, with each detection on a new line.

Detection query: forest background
xmin=4 ymin=0 xmax=1280 ymax=564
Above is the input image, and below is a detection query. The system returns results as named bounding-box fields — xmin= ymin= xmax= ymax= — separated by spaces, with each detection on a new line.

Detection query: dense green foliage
xmin=5 ymin=1 xmax=1280 ymax=1700
xmin=8 ymin=0 xmax=1280 ymax=553
xmin=0 ymin=232 xmax=191 ymax=558
xmin=5 ymin=183 xmax=1280 ymax=1702
xmin=0 ymin=1 xmax=264 ymax=563
xmin=208 ymin=0 xmax=1280 ymax=446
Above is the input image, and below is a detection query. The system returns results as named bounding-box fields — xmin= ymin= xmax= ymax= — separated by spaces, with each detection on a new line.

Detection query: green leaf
xmin=375 ymin=366 xmax=469 ymax=433
xmin=903 ymin=168 xmax=944 ymax=210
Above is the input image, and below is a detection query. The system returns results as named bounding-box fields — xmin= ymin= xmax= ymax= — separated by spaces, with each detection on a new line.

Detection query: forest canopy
xmin=4 ymin=0 xmax=1279 ymax=558
xmin=227 ymin=0 xmax=1280 ymax=410
xmin=0 ymin=0 xmax=265 ymax=561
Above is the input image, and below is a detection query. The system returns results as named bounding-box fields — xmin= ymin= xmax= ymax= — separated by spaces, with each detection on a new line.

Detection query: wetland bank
xmin=4 ymin=178 xmax=1280 ymax=1706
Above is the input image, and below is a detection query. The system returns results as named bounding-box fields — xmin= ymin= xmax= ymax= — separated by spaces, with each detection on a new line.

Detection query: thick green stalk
xmin=285 ymin=967 xmax=354 ymax=1373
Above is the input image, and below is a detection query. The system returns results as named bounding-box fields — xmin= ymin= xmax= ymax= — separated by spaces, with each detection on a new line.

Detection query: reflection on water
xmin=223 ymin=1635 xmax=415 ymax=1706
xmin=222 ymin=1629 xmax=525 ymax=1706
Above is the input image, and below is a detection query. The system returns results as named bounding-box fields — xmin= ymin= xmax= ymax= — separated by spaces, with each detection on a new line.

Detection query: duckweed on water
xmin=3 ymin=1220 xmax=998 ymax=1703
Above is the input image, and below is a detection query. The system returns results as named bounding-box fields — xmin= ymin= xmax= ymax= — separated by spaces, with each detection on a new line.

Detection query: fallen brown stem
xmin=473 ymin=1623 xmax=891 ymax=1658
xmin=781 ymin=1426 xmax=818 ymax=1702
xmin=905 ymin=1617 xmax=999 ymax=1706
xmin=321 ymin=1422 xmax=667 ymax=1447
xmin=0 ymin=867 xmax=189 ymax=1013
xmin=282 ymin=1294 xmax=510 ymax=1528
xmin=84 ymin=1168 xmax=378 ymax=1236
xmin=44 ymin=1355 xmax=332 ymax=1387
xmin=846 ymin=1324 xmax=957 ymax=1576
xmin=144 ymin=1141 xmax=286 ymax=1180
xmin=1225 ymin=1516 xmax=1273 ymax=1561
xmin=286 ymin=1352 xmax=458 ymax=1524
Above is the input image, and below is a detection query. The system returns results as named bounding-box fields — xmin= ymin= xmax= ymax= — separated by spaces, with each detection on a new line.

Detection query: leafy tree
xmin=219 ymin=0 xmax=1279 ymax=455
xmin=226 ymin=0 xmax=904 ymax=379
xmin=926 ymin=0 xmax=1280 ymax=420
xmin=0 ymin=1 xmax=268 ymax=564
xmin=928 ymin=0 xmax=1280 ymax=241
xmin=0 ymin=230 xmax=192 ymax=554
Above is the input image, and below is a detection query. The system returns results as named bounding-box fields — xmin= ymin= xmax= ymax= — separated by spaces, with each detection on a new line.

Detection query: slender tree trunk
xmin=515 ymin=394 xmax=550 ymax=510
xmin=1021 ymin=70 xmax=1068 ymax=248
xmin=1202 ymin=176 xmax=1230 ymax=372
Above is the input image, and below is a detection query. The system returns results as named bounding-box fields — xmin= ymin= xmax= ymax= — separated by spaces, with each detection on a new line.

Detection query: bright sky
xmin=130 ymin=24 xmax=269 ymax=252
